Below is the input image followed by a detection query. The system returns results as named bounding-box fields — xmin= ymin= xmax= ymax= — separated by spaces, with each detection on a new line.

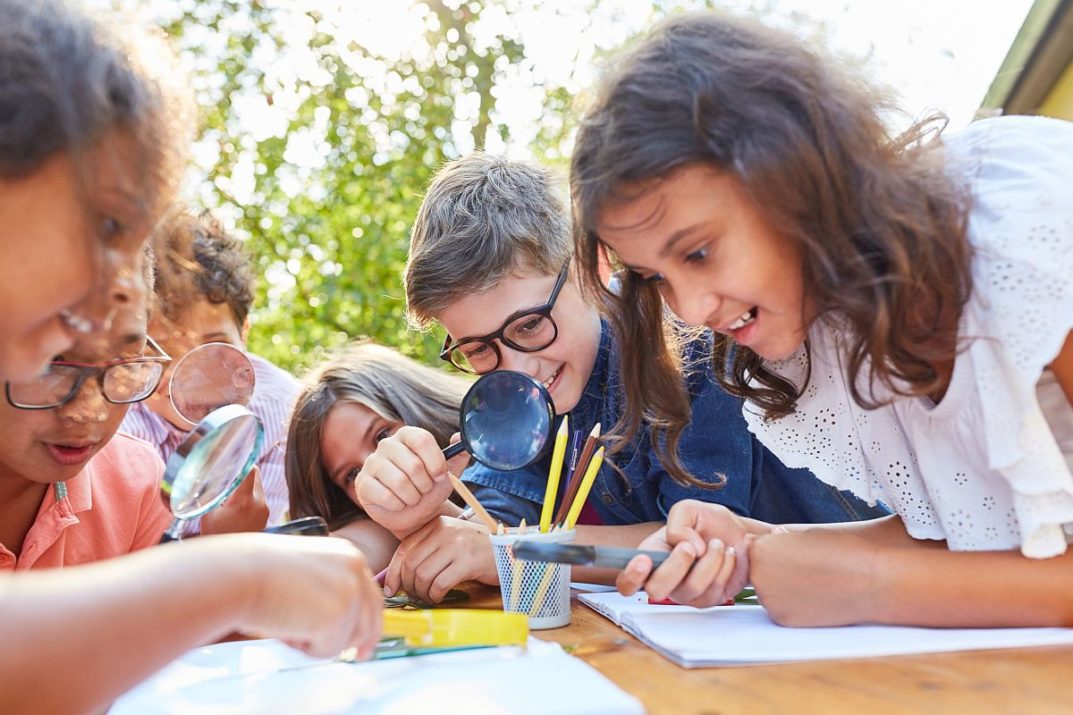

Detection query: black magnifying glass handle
xmin=442 ymin=441 xmax=465 ymax=459
xmin=262 ymin=515 xmax=329 ymax=536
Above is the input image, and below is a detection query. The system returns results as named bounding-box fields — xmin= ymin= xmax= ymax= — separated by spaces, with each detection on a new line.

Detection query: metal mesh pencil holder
xmin=489 ymin=528 xmax=575 ymax=630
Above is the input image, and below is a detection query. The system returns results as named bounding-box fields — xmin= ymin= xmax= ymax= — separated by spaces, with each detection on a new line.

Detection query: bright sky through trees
xmin=103 ymin=0 xmax=1036 ymax=371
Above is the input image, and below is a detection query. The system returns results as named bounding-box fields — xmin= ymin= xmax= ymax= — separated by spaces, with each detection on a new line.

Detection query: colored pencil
xmin=447 ymin=472 xmax=497 ymax=531
xmin=510 ymin=520 xmax=527 ymax=611
xmin=528 ymin=562 xmax=555 ymax=618
xmin=554 ymin=423 xmax=601 ymax=526
xmin=563 ymin=446 xmax=605 ymax=530
xmin=539 ymin=417 xmax=569 ymax=533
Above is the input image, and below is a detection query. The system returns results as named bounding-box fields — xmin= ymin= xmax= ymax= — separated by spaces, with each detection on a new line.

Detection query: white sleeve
xmin=952 ymin=116 xmax=1073 ymax=557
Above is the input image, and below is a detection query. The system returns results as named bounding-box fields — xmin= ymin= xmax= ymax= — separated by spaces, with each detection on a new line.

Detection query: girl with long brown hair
xmin=571 ymin=11 xmax=1073 ymax=627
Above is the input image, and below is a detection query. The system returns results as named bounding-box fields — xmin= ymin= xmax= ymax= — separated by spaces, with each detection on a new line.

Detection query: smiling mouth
xmin=727 ymin=307 xmax=758 ymax=331
xmin=541 ymin=365 xmax=563 ymax=390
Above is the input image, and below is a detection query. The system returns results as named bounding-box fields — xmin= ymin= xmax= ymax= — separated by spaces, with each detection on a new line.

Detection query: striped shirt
xmin=120 ymin=352 xmax=298 ymax=533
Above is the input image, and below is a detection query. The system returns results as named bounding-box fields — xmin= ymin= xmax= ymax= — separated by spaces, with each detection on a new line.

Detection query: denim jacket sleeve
xmin=461 ymin=460 xmax=546 ymax=527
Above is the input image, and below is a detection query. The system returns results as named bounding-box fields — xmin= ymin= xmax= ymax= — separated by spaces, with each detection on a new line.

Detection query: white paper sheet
xmin=570 ymin=582 xmax=618 ymax=593
xmin=109 ymin=637 xmax=644 ymax=714
xmin=580 ymin=591 xmax=1073 ymax=668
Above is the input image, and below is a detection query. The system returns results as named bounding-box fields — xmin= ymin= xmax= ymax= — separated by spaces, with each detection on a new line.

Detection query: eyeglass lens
xmin=7 ymin=362 xmax=163 ymax=408
xmin=448 ymin=312 xmax=558 ymax=373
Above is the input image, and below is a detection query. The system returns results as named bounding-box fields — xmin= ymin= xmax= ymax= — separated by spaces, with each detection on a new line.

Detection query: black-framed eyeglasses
xmin=5 ymin=337 xmax=172 ymax=410
xmin=440 ymin=262 xmax=570 ymax=374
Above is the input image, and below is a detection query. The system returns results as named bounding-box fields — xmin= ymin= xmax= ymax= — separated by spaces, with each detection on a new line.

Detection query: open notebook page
xmin=580 ymin=591 xmax=1073 ymax=668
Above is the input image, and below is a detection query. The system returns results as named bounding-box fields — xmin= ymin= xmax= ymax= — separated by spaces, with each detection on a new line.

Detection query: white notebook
xmin=110 ymin=637 xmax=644 ymax=714
xmin=580 ymin=591 xmax=1073 ymax=668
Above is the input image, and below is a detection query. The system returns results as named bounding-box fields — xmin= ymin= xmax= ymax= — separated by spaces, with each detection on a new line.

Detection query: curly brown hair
xmin=571 ymin=12 xmax=972 ymax=451
xmin=152 ymin=208 xmax=255 ymax=328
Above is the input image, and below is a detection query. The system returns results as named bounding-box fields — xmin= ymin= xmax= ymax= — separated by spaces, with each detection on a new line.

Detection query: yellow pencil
xmin=539 ymin=417 xmax=569 ymax=533
xmin=564 ymin=446 xmax=605 ymax=530
xmin=528 ymin=562 xmax=554 ymax=618
xmin=510 ymin=520 xmax=527 ymax=611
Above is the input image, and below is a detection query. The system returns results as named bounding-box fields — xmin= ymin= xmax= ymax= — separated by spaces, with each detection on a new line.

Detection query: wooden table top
xmin=463 ymin=586 xmax=1073 ymax=715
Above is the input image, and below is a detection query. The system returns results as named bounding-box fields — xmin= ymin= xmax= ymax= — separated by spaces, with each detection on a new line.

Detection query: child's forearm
xmin=385 ymin=499 xmax=465 ymax=542
xmin=0 ymin=542 xmax=259 ymax=714
xmin=333 ymin=518 xmax=400 ymax=572
xmin=751 ymin=519 xmax=1073 ymax=627
xmin=782 ymin=513 xmax=906 ymax=540
xmin=874 ymin=541 xmax=1073 ymax=627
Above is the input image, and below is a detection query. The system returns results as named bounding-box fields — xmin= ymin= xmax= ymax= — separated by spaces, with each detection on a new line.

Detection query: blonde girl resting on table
xmin=285 ymin=340 xmax=472 ymax=572
xmin=570 ymin=11 xmax=1073 ymax=627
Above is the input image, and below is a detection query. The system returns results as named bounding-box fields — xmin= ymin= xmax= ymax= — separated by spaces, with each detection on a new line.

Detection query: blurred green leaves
xmin=156 ymin=0 xmax=574 ymax=374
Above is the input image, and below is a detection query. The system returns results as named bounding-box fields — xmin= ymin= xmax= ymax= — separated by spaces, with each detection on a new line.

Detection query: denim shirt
xmin=463 ymin=322 xmax=889 ymax=527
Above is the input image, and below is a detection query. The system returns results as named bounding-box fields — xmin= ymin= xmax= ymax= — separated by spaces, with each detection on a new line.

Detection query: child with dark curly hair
xmin=121 ymin=208 xmax=300 ymax=533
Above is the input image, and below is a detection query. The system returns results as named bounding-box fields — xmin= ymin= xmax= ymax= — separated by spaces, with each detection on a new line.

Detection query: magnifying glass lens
xmin=170 ymin=343 xmax=256 ymax=424
xmin=456 ymin=371 xmax=555 ymax=471
xmin=165 ymin=408 xmax=263 ymax=519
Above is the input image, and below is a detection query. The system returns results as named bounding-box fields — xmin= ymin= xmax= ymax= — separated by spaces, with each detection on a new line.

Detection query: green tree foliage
xmin=145 ymin=0 xmax=817 ymax=375
xmin=156 ymin=1 xmax=544 ymax=374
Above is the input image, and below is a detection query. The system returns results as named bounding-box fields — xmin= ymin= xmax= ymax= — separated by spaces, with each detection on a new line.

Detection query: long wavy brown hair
xmin=286 ymin=341 xmax=470 ymax=530
xmin=571 ymin=12 xmax=973 ymax=455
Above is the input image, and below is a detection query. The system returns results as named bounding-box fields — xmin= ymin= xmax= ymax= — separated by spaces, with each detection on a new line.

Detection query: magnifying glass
xmin=157 ymin=404 xmax=331 ymax=541
xmin=442 ymin=370 xmax=556 ymax=471
xmin=159 ymin=404 xmax=264 ymax=542
xmin=159 ymin=345 xmax=328 ymax=541
xmin=169 ymin=342 xmax=256 ymax=424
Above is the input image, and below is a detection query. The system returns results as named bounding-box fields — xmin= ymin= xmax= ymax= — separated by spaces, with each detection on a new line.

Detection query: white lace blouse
xmin=744 ymin=116 xmax=1073 ymax=558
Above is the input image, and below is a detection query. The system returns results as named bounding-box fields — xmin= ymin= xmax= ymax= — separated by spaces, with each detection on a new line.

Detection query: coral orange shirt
xmin=0 ymin=433 xmax=173 ymax=570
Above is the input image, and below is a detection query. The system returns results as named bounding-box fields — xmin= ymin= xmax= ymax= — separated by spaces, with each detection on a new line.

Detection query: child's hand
xmin=200 ymin=465 xmax=269 ymax=535
xmin=231 ymin=533 xmax=383 ymax=659
xmin=354 ymin=426 xmax=455 ymax=538
xmin=616 ymin=500 xmax=751 ymax=607
xmin=383 ymin=516 xmax=496 ymax=604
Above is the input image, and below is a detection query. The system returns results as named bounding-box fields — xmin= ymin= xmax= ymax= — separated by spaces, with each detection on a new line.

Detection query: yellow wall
xmin=1039 ymin=62 xmax=1073 ymax=119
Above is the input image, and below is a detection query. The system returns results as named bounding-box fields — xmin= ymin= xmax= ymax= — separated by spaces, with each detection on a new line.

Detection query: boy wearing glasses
xmin=358 ymin=154 xmax=886 ymax=604
xmin=0 ymin=258 xmax=174 ymax=569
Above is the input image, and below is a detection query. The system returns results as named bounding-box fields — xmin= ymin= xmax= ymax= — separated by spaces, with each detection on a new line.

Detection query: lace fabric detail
xmin=744 ymin=116 xmax=1073 ymax=558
